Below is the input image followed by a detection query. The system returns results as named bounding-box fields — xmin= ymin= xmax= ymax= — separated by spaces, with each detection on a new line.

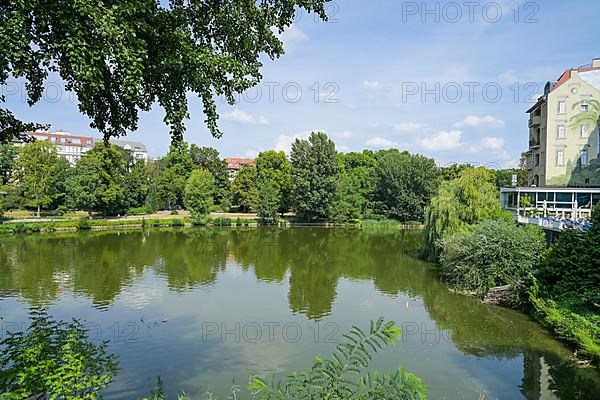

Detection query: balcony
xmin=529 ymin=138 xmax=541 ymax=149
xmin=528 ymin=115 xmax=542 ymax=127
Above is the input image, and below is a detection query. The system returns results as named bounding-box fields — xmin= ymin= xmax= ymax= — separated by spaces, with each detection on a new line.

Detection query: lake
xmin=0 ymin=228 xmax=598 ymax=399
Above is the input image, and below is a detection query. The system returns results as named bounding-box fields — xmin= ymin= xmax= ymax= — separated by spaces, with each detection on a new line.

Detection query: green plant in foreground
xmin=0 ymin=308 xmax=118 ymax=400
xmin=249 ymin=318 xmax=427 ymax=400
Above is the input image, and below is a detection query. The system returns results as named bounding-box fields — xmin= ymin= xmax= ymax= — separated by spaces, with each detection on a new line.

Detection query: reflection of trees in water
xmin=1 ymin=228 xmax=599 ymax=397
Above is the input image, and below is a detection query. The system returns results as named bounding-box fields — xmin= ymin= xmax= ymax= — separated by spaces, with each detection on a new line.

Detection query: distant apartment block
xmin=524 ymin=58 xmax=600 ymax=187
xmin=16 ymin=131 xmax=148 ymax=164
xmin=108 ymin=139 xmax=148 ymax=162
xmin=16 ymin=131 xmax=96 ymax=165
xmin=225 ymin=158 xmax=255 ymax=180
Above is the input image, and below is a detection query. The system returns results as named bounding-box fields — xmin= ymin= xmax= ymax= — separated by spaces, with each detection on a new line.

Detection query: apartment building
xmin=224 ymin=158 xmax=256 ymax=180
xmin=109 ymin=139 xmax=148 ymax=162
xmin=524 ymin=58 xmax=600 ymax=187
xmin=16 ymin=131 xmax=148 ymax=164
xmin=16 ymin=131 xmax=96 ymax=165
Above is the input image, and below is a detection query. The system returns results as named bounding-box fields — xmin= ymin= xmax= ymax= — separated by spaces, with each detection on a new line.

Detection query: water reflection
xmin=0 ymin=228 xmax=598 ymax=399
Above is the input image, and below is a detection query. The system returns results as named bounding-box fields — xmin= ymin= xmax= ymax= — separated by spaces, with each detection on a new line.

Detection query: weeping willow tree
xmin=423 ymin=167 xmax=503 ymax=259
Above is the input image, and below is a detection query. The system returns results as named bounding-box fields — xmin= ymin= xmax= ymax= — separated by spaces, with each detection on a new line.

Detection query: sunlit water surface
xmin=0 ymin=228 xmax=598 ymax=399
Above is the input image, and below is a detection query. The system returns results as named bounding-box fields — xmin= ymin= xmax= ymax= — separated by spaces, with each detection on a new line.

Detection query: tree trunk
xmin=37 ymin=204 xmax=41 ymax=218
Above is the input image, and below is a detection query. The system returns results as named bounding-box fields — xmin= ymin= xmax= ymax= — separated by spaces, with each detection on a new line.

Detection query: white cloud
xmin=334 ymin=131 xmax=354 ymax=139
xmin=363 ymin=81 xmax=382 ymax=90
xmin=416 ymin=130 xmax=464 ymax=152
xmin=366 ymin=137 xmax=398 ymax=149
xmin=275 ymin=130 xmax=323 ymax=154
xmin=480 ymin=136 xmax=505 ymax=151
xmin=222 ymin=109 xmax=269 ymax=126
xmin=394 ymin=122 xmax=425 ymax=133
xmin=273 ymin=24 xmax=308 ymax=49
xmin=244 ymin=149 xmax=260 ymax=159
xmin=337 ymin=144 xmax=351 ymax=153
xmin=455 ymin=115 xmax=505 ymax=129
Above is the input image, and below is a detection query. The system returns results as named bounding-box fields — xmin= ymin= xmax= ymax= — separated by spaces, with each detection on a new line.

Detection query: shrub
xmin=213 ymin=217 xmax=232 ymax=227
xmin=170 ymin=209 xmax=179 ymax=215
xmin=55 ymin=205 xmax=68 ymax=216
xmin=171 ymin=218 xmax=184 ymax=227
xmin=11 ymin=223 xmax=27 ymax=234
xmin=439 ymin=219 xmax=545 ymax=297
xmin=0 ymin=309 xmax=118 ymax=399
xmin=191 ymin=215 xmax=213 ymax=226
xmin=76 ymin=218 xmax=92 ymax=230
xmin=129 ymin=207 xmax=149 ymax=215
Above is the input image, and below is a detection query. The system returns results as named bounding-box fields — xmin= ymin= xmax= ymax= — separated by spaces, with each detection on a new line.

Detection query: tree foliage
xmin=68 ymin=143 xmax=128 ymax=216
xmin=256 ymin=150 xmax=293 ymax=215
xmin=0 ymin=0 xmax=329 ymax=141
xmin=440 ymin=219 xmax=546 ymax=296
xmin=184 ymin=169 xmax=215 ymax=218
xmin=537 ymin=206 xmax=600 ymax=308
xmin=373 ymin=151 xmax=439 ymax=222
xmin=232 ymin=165 xmax=258 ymax=213
xmin=0 ymin=308 xmax=118 ymax=400
xmin=424 ymin=167 xmax=503 ymax=256
xmin=0 ymin=143 xmax=18 ymax=185
xmin=13 ymin=140 xmax=61 ymax=216
xmin=249 ymin=318 xmax=427 ymax=400
xmin=291 ymin=132 xmax=338 ymax=222
xmin=256 ymin=178 xmax=280 ymax=224
xmin=190 ymin=145 xmax=231 ymax=209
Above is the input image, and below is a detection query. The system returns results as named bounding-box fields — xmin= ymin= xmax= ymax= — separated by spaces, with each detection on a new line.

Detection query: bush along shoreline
xmin=433 ymin=209 xmax=600 ymax=365
xmin=418 ymin=166 xmax=599 ymax=366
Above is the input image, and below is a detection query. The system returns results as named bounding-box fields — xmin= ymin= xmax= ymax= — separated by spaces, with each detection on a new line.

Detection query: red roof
xmin=225 ymin=158 xmax=255 ymax=170
xmin=552 ymin=65 xmax=600 ymax=91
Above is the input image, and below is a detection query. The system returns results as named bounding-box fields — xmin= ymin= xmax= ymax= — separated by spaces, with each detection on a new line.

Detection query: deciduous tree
xmin=256 ymin=150 xmax=292 ymax=215
xmin=0 ymin=1 xmax=329 ymax=142
xmin=291 ymin=132 xmax=338 ymax=222
xmin=373 ymin=151 xmax=440 ymax=222
xmin=184 ymin=169 xmax=215 ymax=218
xmin=14 ymin=141 xmax=61 ymax=216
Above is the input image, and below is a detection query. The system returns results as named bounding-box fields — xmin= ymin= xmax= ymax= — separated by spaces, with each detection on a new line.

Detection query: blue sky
xmin=4 ymin=0 xmax=600 ymax=168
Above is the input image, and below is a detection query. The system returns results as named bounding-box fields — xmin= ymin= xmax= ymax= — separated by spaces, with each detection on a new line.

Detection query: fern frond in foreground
xmin=249 ymin=318 xmax=428 ymax=400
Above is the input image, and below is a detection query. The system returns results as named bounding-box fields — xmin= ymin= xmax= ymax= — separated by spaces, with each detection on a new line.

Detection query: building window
xmin=557 ymin=125 xmax=566 ymax=138
xmin=535 ymin=154 xmax=540 ymax=166
xmin=581 ymin=149 xmax=588 ymax=166
xmin=580 ymin=125 xmax=588 ymax=138
xmin=558 ymin=101 xmax=566 ymax=114
xmin=580 ymin=102 xmax=589 ymax=112
xmin=556 ymin=150 xmax=564 ymax=166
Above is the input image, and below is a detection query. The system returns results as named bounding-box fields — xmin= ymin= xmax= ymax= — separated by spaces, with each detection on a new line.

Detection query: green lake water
xmin=0 ymin=228 xmax=598 ymax=399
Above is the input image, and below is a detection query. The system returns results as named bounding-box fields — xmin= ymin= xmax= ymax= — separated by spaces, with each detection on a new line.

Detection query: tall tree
xmin=329 ymin=172 xmax=364 ymax=223
xmin=184 ymin=169 xmax=214 ymax=218
xmin=231 ymin=165 xmax=258 ymax=213
xmin=68 ymin=156 xmax=105 ymax=216
xmin=337 ymin=151 xmax=378 ymax=216
xmin=190 ymin=145 xmax=231 ymax=209
xmin=157 ymin=142 xmax=193 ymax=209
xmin=0 ymin=143 xmax=18 ymax=185
xmin=256 ymin=178 xmax=280 ymax=224
xmin=0 ymin=1 xmax=330 ymax=142
xmin=13 ymin=141 xmax=61 ymax=216
xmin=373 ymin=151 xmax=440 ymax=222
xmin=69 ymin=143 xmax=127 ymax=216
xmin=124 ymin=160 xmax=150 ymax=209
xmin=256 ymin=150 xmax=293 ymax=215
xmin=424 ymin=167 xmax=504 ymax=257
xmin=291 ymin=132 xmax=339 ymax=222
